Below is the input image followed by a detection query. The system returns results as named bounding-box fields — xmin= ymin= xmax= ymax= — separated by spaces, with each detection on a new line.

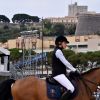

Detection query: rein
xmin=81 ymin=77 xmax=98 ymax=86
xmin=79 ymin=76 xmax=93 ymax=95
xmin=79 ymin=75 xmax=99 ymax=96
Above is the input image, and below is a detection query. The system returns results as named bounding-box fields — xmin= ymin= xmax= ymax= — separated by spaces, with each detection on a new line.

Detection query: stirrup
xmin=61 ymin=90 xmax=72 ymax=100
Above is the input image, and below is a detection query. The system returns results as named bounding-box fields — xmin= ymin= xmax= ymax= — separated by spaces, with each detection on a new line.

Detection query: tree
xmin=46 ymin=48 xmax=100 ymax=72
xmin=9 ymin=48 xmax=21 ymax=61
xmin=85 ymin=51 xmax=100 ymax=68
xmin=43 ymin=19 xmax=52 ymax=36
xmin=68 ymin=54 xmax=79 ymax=67
xmin=31 ymin=16 xmax=39 ymax=22
xmin=12 ymin=14 xmax=39 ymax=23
xmin=43 ymin=19 xmax=52 ymax=30
xmin=46 ymin=51 xmax=53 ymax=66
xmin=67 ymin=24 xmax=76 ymax=35
xmin=52 ymin=23 xmax=65 ymax=35
xmin=77 ymin=53 xmax=88 ymax=71
xmin=94 ymin=51 xmax=100 ymax=65
xmin=0 ymin=15 xmax=10 ymax=23
xmin=63 ymin=49 xmax=75 ymax=58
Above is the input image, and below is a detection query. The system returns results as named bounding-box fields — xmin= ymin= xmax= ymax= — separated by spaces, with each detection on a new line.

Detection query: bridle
xmin=97 ymin=85 xmax=100 ymax=91
xmin=81 ymin=77 xmax=99 ymax=86
xmin=79 ymin=75 xmax=100 ymax=96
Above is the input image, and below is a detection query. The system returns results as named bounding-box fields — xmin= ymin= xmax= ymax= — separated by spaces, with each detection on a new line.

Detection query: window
xmin=75 ymin=39 xmax=80 ymax=42
xmin=75 ymin=36 xmax=80 ymax=42
xmin=84 ymin=39 xmax=88 ymax=41
xmin=50 ymin=45 xmax=55 ymax=48
xmin=68 ymin=45 xmax=77 ymax=49
xmin=78 ymin=45 xmax=88 ymax=48
xmin=84 ymin=36 xmax=88 ymax=41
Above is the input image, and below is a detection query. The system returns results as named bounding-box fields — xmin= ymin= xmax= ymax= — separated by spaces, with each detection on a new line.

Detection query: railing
xmin=9 ymin=56 xmax=100 ymax=99
xmin=93 ymin=91 xmax=100 ymax=100
xmin=10 ymin=52 xmax=52 ymax=79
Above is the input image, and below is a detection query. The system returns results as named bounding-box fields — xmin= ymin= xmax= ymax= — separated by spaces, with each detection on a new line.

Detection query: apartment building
xmin=47 ymin=16 xmax=78 ymax=24
xmin=1 ymin=35 xmax=100 ymax=53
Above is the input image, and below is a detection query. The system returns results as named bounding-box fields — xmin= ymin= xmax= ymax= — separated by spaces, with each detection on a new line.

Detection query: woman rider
xmin=52 ymin=35 xmax=79 ymax=100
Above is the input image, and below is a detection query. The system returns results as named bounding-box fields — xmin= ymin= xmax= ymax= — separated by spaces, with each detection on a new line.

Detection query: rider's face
xmin=61 ymin=41 xmax=67 ymax=49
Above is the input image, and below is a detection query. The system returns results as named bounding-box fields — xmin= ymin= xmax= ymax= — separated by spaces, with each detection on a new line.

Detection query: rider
xmin=52 ymin=35 xmax=79 ymax=99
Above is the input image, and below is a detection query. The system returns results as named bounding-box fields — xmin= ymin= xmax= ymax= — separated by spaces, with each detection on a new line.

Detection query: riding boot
xmin=60 ymin=90 xmax=72 ymax=100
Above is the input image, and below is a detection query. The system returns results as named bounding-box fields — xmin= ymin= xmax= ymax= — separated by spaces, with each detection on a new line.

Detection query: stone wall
xmin=75 ymin=14 xmax=100 ymax=35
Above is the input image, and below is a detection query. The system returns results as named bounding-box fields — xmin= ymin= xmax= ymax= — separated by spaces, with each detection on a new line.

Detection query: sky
xmin=0 ymin=0 xmax=100 ymax=21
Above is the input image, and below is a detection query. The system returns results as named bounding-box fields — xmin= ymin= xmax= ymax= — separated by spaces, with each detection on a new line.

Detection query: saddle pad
xmin=47 ymin=82 xmax=65 ymax=99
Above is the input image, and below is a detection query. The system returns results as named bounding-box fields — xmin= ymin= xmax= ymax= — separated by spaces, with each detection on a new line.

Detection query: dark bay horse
xmin=0 ymin=67 xmax=100 ymax=100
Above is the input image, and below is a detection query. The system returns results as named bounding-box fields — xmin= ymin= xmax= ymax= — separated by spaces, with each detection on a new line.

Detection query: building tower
xmin=68 ymin=2 xmax=88 ymax=17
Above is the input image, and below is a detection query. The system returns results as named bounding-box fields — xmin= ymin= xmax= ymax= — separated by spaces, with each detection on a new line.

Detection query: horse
xmin=0 ymin=67 xmax=100 ymax=100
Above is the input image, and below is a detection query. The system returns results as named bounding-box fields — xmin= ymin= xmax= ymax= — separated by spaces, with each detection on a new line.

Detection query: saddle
xmin=46 ymin=75 xmax=79 ymax=100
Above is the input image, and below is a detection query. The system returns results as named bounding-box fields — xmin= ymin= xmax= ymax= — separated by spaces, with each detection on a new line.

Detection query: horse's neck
xmin=82 ymin=68 xmax=100 ymax=92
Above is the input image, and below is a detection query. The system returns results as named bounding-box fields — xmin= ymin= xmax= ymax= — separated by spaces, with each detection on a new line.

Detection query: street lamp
xmin=42 ymin=18 xmax=44 ymax=76
xmin=40 ymin=17 xmax=44 ymax=75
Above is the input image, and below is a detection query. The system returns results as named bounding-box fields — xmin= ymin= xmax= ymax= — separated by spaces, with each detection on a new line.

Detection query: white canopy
xmin=0 ymin=47 xmax=10 ymax=55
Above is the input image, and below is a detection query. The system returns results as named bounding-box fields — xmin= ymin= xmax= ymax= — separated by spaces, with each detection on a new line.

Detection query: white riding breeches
xmin=53 ymin=74 xmax=75 ymax=93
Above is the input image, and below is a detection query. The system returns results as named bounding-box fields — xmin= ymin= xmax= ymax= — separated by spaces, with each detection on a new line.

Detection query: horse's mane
xmin=82 ymin=67 xmax=100 ymax=75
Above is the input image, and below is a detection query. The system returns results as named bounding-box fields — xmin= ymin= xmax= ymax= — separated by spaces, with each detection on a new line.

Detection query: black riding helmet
xmin=55 ymin=35 xmax=69 ymax=45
